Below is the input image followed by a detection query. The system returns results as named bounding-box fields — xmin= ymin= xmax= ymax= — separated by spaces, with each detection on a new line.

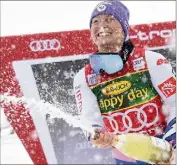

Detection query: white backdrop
xmin=1 ymin=1 xmax=176 ymax=36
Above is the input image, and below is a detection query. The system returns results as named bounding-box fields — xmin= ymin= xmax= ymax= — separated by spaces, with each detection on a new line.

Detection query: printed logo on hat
xmin=97 ymin=4 xmax=106 ymax=12
xmin=96 ymin=1 xmax=112 ymax=12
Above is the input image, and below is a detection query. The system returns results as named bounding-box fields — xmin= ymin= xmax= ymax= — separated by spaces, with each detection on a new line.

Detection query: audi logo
xmin=103 ymin=103 xmax=159 ymax=134
xmin=29 ymin=39 xmax=61 ymax=52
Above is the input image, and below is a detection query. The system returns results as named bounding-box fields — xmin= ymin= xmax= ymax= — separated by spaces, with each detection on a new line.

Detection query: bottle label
xmin=151 ymin=137 xmax=169 ymax=151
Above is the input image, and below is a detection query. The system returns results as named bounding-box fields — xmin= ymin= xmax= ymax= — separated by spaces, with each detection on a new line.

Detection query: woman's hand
xmin=156 ymin=149 xmax=175 ymax=165
xmin=90 ymin=129 xmax=113 ymax=149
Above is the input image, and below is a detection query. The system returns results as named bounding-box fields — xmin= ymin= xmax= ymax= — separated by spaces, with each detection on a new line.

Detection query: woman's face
xmin=90 ymin=14 xmax=125 ymax=52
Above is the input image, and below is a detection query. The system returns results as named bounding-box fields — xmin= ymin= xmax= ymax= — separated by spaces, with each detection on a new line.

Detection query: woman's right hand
xmin=90 ymin=129 xmax=113 ymax=149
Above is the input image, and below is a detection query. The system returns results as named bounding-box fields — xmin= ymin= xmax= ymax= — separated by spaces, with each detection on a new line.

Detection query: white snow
xmin=1 ymin=1 xmax=175 ymax=36
xmin=1 ymin=109 xmax=33 ymax=164
xmin=1 ymin=129 xmax=33 ymax=164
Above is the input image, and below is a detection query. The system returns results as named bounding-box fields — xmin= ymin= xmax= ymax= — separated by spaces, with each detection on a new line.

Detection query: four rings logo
xmin=102 ymin=103 xmax=159 ymax=134
xmin=102 ymin=81 xmax=131 ymax=96
xmin=29 ymin=39 xmax=61 ymax=52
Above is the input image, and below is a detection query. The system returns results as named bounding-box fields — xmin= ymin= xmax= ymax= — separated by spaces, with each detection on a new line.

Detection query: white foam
xmin=1 ymin=93 xmax=95 ymax=135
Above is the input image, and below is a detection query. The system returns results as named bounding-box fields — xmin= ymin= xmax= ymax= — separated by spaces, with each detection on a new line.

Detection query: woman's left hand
xmin=156 ymin=149 xmax=175 ymax=165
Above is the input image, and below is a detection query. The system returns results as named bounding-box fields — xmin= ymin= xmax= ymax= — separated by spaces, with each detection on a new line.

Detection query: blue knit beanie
xmin=90 ymin=1 xmax=130 ymax=39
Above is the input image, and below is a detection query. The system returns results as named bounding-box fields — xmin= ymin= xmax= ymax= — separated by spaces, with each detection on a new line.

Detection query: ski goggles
xmin=89 ymin=53 xmax=123 ymax=74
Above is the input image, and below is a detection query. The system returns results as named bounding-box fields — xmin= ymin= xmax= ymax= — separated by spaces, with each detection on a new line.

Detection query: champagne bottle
xmin=94 ymin=132 xmax=172 ymax=164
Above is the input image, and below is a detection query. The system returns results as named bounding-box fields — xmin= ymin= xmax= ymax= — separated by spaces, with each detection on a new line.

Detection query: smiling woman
xmin=73 ymin=1 xmax=176 ymax=165
xmin=1 ymin=1 xmax=175 ymax=36
xmin=90 ymin=14 xmax=125 ymax=52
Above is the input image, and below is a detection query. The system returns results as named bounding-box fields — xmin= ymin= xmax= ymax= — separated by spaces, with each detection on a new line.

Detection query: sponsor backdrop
xmin=0 ymin=21 xmax=176 ymax=164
